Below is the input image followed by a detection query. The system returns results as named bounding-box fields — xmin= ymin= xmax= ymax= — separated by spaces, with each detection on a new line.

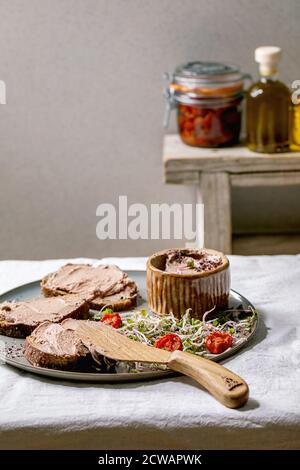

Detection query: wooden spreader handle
xmin=168 ymin=350 xmax=249 ymax=408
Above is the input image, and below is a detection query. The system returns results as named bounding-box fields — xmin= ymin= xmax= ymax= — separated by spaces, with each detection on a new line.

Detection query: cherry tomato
xmin=178 ymin=101 xmax=241 ymax=147
xmin=154 ymin=333 xmax=183 ymax=352
xmin=182 ymin=119 xmax=194 ymax=131
xmin=100 ymin=313 xmax=122 ymax=329
xmin=205 ymin=331 xmax=233 ymax=354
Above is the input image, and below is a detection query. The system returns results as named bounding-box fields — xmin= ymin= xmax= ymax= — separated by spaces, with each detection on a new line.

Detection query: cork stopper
xmin=255 ymin=46 xmax=282 ymax=76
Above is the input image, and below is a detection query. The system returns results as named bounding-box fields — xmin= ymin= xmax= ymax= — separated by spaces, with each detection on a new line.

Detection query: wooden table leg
xmin=197 ymin=172 xmax=232 ymax=254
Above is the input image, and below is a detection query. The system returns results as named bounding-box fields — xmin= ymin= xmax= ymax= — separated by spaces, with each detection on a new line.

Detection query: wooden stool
xmin=164 ymin=134 xmax=300 ymax=254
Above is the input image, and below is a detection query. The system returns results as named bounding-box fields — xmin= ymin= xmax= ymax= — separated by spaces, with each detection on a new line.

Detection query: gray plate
xmin=0 ymin=270 xmax=258 ymax=383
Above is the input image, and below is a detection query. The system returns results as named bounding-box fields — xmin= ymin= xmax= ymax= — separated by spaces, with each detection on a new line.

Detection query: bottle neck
xmin=260 ymin=73 xmax=278 ymax=83
xmin=258 ymin=64 xmax=278 ymax=82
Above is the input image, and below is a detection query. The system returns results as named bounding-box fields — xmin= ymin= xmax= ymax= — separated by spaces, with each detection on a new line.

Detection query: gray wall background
xmin=0 ymin=0 xmax=299 ymax=259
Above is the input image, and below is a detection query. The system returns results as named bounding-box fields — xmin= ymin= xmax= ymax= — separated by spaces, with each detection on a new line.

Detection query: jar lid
xmin=173 ymin=61 xmax=244 ymax=86
xmin=169 ymin=61 xmax=246 ymax=99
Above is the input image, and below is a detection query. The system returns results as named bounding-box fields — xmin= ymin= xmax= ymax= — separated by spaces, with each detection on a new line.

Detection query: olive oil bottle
xmin=290 ymin=100 xmax=300 ymax=151
xmin=247 ymin=46 xmax=291 ymax=153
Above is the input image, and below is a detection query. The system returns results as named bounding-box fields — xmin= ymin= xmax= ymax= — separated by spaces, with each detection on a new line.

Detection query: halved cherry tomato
xmin=177 ymin=101 xmax=241 ymax=147
xmin=100 ymin=313 xmax=122 ymax=329
xmin=205 ymin=331 xmax=233 ymax=354
xmin=154 ymin=333 xmax=183 ymax=352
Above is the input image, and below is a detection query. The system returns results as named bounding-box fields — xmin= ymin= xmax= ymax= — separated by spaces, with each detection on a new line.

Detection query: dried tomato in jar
xmin=164 ymin=62 xmax=249 ymax=148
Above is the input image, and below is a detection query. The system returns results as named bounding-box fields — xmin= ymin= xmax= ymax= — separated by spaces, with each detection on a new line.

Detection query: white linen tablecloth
xmin=0 ymin=256 xmax=299 ymax=450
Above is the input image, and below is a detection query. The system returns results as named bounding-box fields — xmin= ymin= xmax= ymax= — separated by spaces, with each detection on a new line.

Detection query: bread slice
xmin=41 ymin=264 xmax=138 ymax=311
xmin=24 ymin=318 xmax=116 ymax=371
xmin=24 ymin=321 xmax=90 ymax=370
xmin=89 ymin=282 xmax=138 ymax=311
xmin=0 ymin=294 xmax=89 ymax=338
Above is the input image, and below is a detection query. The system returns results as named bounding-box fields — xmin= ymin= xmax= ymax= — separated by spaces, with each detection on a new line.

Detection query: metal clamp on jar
xmin=164 ymin=61 xmax=249 ymax=148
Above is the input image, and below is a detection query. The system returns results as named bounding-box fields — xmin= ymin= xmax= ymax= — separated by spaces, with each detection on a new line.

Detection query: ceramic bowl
xmin=147 ymin=248 xmax=230 ymax=319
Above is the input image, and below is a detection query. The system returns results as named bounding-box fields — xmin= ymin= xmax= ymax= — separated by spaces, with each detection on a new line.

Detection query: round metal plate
xmin=0 ymin=271 xmax=258 ymax=382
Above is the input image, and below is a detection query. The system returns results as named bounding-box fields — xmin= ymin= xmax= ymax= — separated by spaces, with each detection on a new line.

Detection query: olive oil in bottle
xmin=290 ymin=100 xmax=300 ymax=151
xmin=247 ymin=46 xmax=291 ymax=153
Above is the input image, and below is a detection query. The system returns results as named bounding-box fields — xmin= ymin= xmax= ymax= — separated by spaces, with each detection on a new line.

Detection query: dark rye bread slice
xmin=41 ymin=263 xmax=138 ymax=311
xmin=24 ymin=318 xmax=115 ymax=371
xmin=24 ymin=320 xmax=91 ymax=370
xmin=0 ymin=295 xmax=89 ymax=338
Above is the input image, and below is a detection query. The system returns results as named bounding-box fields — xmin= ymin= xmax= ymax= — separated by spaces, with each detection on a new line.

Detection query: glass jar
xmin=164 ymin=61 xmax=249 ymax=147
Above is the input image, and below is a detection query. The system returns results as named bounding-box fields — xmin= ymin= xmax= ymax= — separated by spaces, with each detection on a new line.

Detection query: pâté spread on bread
xmin=0 ymin=295 xmax=89 ymax=338
xmin=24 ymin=320 xmax=91 ymax=370
xmin=0 ymin=263 xmax=138 ymax=339
xmin=41 ymin=263 xmax=138 ymax=311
